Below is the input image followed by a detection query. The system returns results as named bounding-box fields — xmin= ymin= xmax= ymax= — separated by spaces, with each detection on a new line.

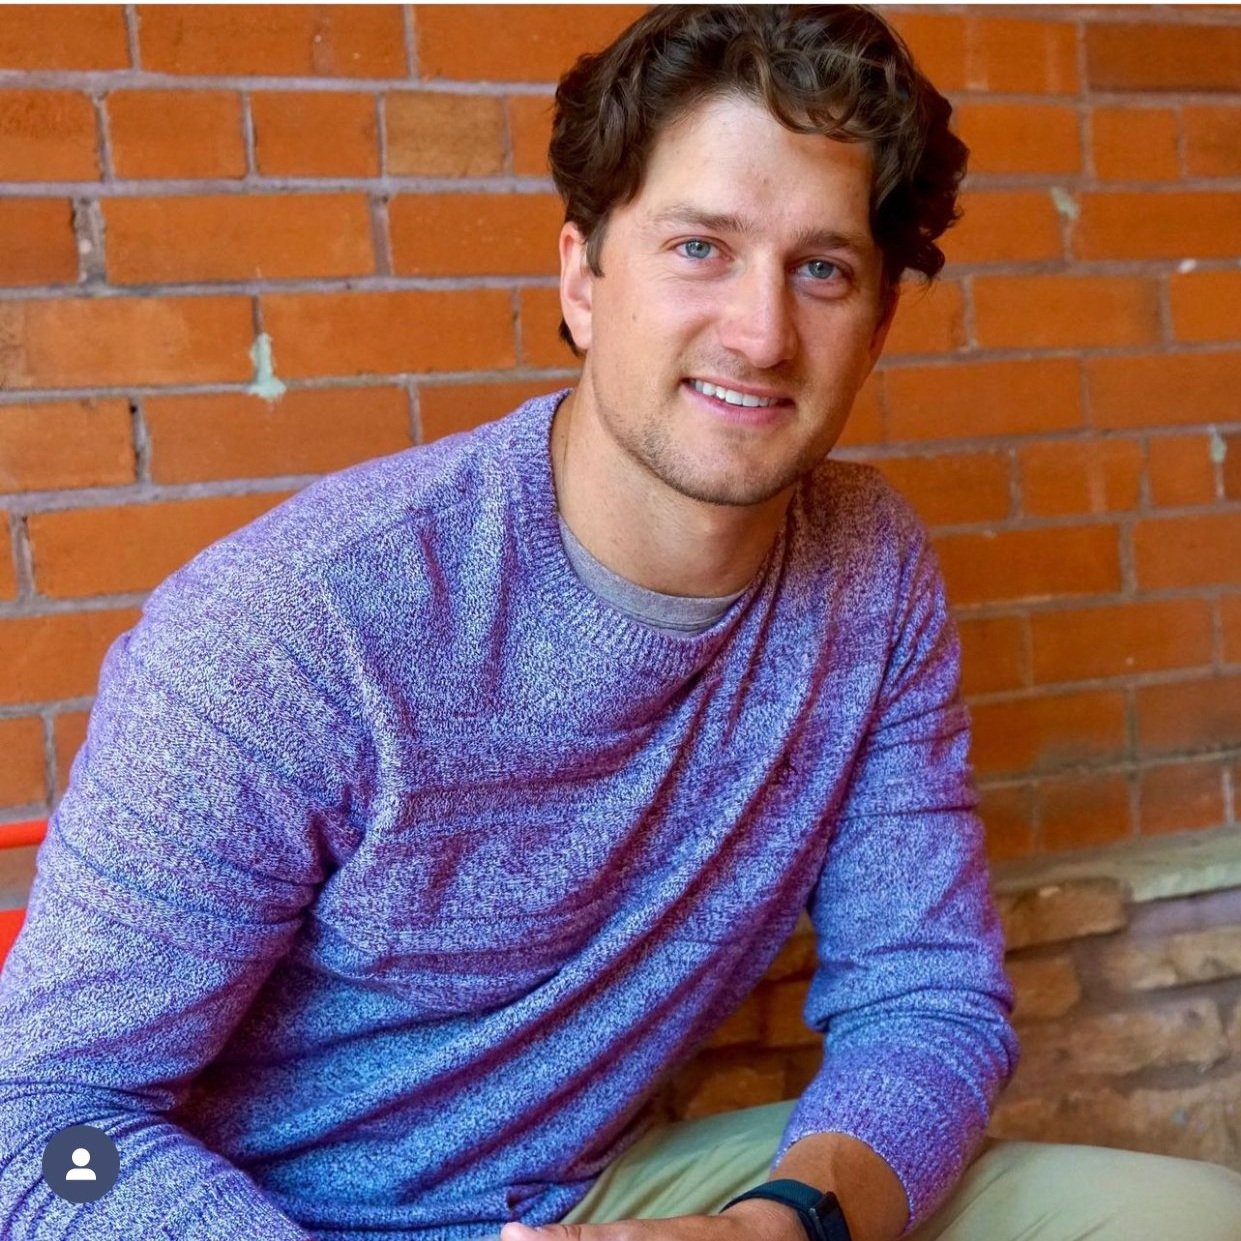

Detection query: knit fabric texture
xmin=0 ymin=389 xmax=1018 ymax=1240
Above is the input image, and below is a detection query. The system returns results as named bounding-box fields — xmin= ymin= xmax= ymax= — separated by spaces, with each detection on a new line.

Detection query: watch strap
xmin=721 ymin=1177 xmax=852 ymax=1241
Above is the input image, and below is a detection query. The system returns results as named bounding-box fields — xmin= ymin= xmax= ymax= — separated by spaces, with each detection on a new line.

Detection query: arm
xmin=0 ymin=566 xmax=364 ymax=1238
xmin=768 ymin=518 xmax=1019 ymax=1237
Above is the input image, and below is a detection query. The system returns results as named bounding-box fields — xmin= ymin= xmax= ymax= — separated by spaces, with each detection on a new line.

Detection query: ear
xmin=559 ymin=222 xmax=595 ymax=354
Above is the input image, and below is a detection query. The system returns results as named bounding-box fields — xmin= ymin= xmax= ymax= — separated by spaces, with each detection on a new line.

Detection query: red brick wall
xmin=0 ymin=5 xmax=1238 ymax=860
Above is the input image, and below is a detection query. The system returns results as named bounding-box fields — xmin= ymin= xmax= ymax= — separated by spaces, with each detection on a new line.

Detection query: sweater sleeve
xmin=0 ymin=566 xmax=365 ymax=1239
xmin=771 ymin=517 xmax=1020 ymax=1234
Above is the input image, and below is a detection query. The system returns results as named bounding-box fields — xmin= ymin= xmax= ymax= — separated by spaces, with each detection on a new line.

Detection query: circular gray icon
xmin=41 ymin=1124 xmax=119 ymax=1203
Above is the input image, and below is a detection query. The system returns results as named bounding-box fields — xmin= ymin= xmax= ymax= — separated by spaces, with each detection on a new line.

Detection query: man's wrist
xmin=718 ymin=1193 xmax=808 ymax=1241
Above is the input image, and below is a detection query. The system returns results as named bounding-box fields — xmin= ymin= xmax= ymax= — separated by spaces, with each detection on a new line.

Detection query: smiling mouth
xmin=688 ymin=379 xmax=790 ymax=409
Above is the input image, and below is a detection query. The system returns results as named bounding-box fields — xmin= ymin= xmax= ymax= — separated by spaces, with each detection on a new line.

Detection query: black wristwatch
xmin=720 ymin=1178 xmax=852 ymax=1241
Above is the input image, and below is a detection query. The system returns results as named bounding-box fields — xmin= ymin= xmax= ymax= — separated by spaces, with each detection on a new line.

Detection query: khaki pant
xmin=561 ymin=1099 xmax=1241 ymax=1239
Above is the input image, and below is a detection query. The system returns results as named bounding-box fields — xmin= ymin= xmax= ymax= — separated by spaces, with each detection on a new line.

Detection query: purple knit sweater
xmin=0 ymin=390 xmax=1017 ymax=1240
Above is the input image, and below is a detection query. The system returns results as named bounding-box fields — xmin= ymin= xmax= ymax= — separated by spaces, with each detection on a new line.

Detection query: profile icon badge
xmin=41 ymin=1123 xmax=119 ymax=1203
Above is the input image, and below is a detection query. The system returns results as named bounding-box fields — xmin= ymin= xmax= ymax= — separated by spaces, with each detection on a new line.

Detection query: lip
xmin=682 ymin=378 xmax=794 ymax=427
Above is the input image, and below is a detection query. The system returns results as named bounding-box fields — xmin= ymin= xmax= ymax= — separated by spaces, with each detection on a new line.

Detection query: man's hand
xmin=500 ymin=1197 xmax=804 ymax=1241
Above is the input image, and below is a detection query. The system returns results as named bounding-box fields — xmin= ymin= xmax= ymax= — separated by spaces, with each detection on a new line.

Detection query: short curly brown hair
xmin=550 ymin=4 xmax=969 ymax=354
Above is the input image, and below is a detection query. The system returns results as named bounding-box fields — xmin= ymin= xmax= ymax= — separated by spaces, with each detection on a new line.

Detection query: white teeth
xmin=690 ymin=379 xmax=780 ymax=408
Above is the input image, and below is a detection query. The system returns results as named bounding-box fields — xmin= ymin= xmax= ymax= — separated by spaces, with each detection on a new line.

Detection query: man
xmin=1 ymin=7 xmax=1239 ymax=1241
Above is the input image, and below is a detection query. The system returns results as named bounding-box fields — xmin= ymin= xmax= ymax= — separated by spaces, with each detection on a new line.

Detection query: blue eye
xmin=680 ymin=239 xmax=714 ymax=260
xmin=803 ymin=259 xmax=840 ymax=280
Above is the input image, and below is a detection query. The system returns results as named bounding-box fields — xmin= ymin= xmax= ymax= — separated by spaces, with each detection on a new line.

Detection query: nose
xmin=716 ymin=262 xmax=798 ymax=371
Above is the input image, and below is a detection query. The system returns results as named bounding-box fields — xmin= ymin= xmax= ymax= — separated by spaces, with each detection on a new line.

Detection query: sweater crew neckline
xmin=508 ymin=388 xmax=793 ymax=677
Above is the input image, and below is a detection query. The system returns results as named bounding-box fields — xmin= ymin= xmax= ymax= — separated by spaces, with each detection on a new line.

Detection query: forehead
xmin=628 ymin=93 xmax=876 ymax=250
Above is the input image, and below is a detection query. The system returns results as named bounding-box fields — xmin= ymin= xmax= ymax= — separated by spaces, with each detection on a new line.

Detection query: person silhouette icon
xmin=64 ymin=1148 xmax=96 ymax=1181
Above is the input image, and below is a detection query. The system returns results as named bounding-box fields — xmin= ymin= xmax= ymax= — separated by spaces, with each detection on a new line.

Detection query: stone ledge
xmin=992 ymin=825 xmax=1241 ymax=905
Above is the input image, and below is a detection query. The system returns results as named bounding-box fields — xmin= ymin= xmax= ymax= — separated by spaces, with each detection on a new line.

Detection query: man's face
xmin=559 ymin=92 xmax=893 ymax=510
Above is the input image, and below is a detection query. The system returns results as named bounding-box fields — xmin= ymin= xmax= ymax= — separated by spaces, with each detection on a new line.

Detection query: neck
xmin=550 ymin=386 xmax=791 ymax=598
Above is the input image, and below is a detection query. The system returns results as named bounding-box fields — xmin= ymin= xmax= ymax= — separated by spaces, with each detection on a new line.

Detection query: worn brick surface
xmin=1039 ymin=771 xmax=1133 ymax=852
xmin=1170 ymin=269 xmax=1241 ymax=344
xmin=974 ymin=275 xmax=1160 ymax=350
xmin=0 ymin=199 xmax=78 ymax=286
xmin=1018 ymin=438 xmax=1142 ymax=517
xmin=108 ymin=90 xmax=245 ymax=180
xmin=386 ymin=93 xmax=505 ymax=177
xmin=0 ymin=609 xmax=141 ymax=707
xmin=0 ymin=400 xmax=134 ymax=492
xmin=997 ymin=878 xmax=1129 ymax=951
xmin=1091 ymin=106 xmax=1181 ymax=181
xmin=0 ymin=5 xmax=129 ymax=70
xmin=958 ymin=615 xmax=1027 ymax=697
xmin=1098 ymin=924 xmax=1241 ymax=993
xmin=53 ymin=709 xmax=89 ymax=795
xmin=1183 ymin=104 xmax=1241 ymax=176
xmin=1008 ymin=954 xmax=1082 ymax=1022
xmin=972 ymin=689 xmax=1128 ymax=778
xmin=0 ymin=716 xmax=45 ymax=807
xmin=1085 ymin=21 xmax=1241 ymax=92
xmin=1146 ymin=433 xmax=1220 ymax=507
xmin=28 ymin=493 xmax=291 ymax=599
xmin=874 ymin=451 xmax=1010 ymax=528
xmin=145 ymin=387 xmax=410 ymax=483
xmin=1087 ymin=351 xmax=1241 ymax=429
xmin=0 ymin=90 xmax=98 ymax=181
xmin=251 ymin=92 xmax=379 ymax=178
xmin=1134 ymin=674 xmax=1241 ymax=757
xmin=978 ymin=784 xmax=1037 ymax=863
xmin=0 ymin=519 xmax=15 ymax=601
xmin=1139 ymin=760 xmax=1228 ymax=836
xmin=419 ymin=380 xmax=563 ymax=443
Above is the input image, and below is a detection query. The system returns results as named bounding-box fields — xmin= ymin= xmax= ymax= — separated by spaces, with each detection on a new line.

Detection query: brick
xmin=764 ymin=978 xmax=820 ymax=1049
xmin=833 ymin=375 xmax=882 ymax=450
xmin=1018 ymin=438 xmax=1142 ymax=517
xmin=891 ymin=13 xmax=1078 ymax=94
xmin=678 ymin=1060 xmax=788 ymax=1120
xmin=0 ymin=515 xmax=15 ymax=600
xmin=28 ymin=494 xmax=290 ymax=600
xmin=252 ymin=92 xmax=378 ymax=178
xmin=1169 ymin=269 xmax=1241 ymax=344
xmin=941 ymin=191 xmax=1063 ymax=266
xmin=979 ymin=783 xmax=1037 ymax=862
xmin=1085 ymin=22 xmax=1241 ymax=92
xmin=389 ymin=192 xmax=562 ymax=276
xmin=996 ymin=877 xmax=1128 ymax=951
xmin=0 ymin=716 xmax=44 ymax=807
xmin=508 ymin=94 xmax=553 ymax=177
xmin=108 ymin=90 xmax=245 ymax=180
xmin=0 ymin=296 xmax=252 ymax=390
xmin=971 ymin=689 xmax=1128 ymax=777
xmin=1140 ymin=759 xmax=1227 ymax=836
xmin=1007 ymin=955 xmax=1081 ymax=1023
xmin=137 ymin=5 xmax=407 ymax=78
xmin=1039 ymin=770 xmax=1132 ymax=852
xmin=0 ymin=5 xmax=128 ymax=70
xmin=959 ymin=615 xmax=1026 ymax=697
xmin=1184 ymin=105 xmax=1241 ymax=176
xmin=1088 ymin=351 xmax=1241 ymax=429
xmin=415 ymin=4 xmax=645 ymax=82
xmin=519 ymin=286 xmax=572 ymax=369
xmin=386 ymin=92 xmax=504 ymax=177
xmin=702 ymin=994 xmax=761 ymax=1049
xmin=1031 ymin=599 xmax=1214 ymax=685
xmin=262 ymin=289 xmax=515 ymax=379
xmin=763 ymin=923 xmax=817 ymax=982
xmin=991 ymin=1076 xmax=1237 ymax=1166
xmin=1091 ymin=106 xmax=1181 ymax=182
xmin=882 ymin=280 xmax=965 ymax=357
xmin=1224 ymin=595 xmax=1241 ymax=664
xmin=873 ymin=451 xmax=1009 ymax=528
xmin=419 ymin=380 xmax=564 ymax=443
xmin=0 ymin=608 xmax=140 ymax=706
xmin=1134 ymin=512 xmax=1241 ymax=589
xmin=1100 ymin=924 xmax=1241 ymax=993
xmin=0 ymin=200 xmax=78 ymax=286
xmin=887 ymin=358 xmax=1081 ymax=443
xmin=0 ymin=90 xmax=98 ymax=182
xmin=0 ymin=399 xmax=134 ymax=492
xmin=974 ymin=275 xmax=1160 ymax=350
xmin=1147 ymin=433 xmax=1221 ymax=507
xmin=145 ymin=387 xmax=411 ymax=484
xmin=1226 ymin=433 xmax=1241 ymax=502
xmin=953 ymin=102 xmax=1081 ymax=175
xmin=1076 ymin=192 xmax=1241 ymax=261
xmin=1016 ymin=999 xmax=1227 ymax=1081
xmin=1135 ymin=674 xmax=1241 ymax=757
xmin=103 ymin=194 xmax=374 ymax=284
xmin=53 ymin=709 xmax=89 ymax=795
xmin=935 ymin=525 xmax=1121 ymax=608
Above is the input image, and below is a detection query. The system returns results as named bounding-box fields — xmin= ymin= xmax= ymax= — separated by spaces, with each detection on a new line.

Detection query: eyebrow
xmin=646 ymin=205 xmax=873 ymax=256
